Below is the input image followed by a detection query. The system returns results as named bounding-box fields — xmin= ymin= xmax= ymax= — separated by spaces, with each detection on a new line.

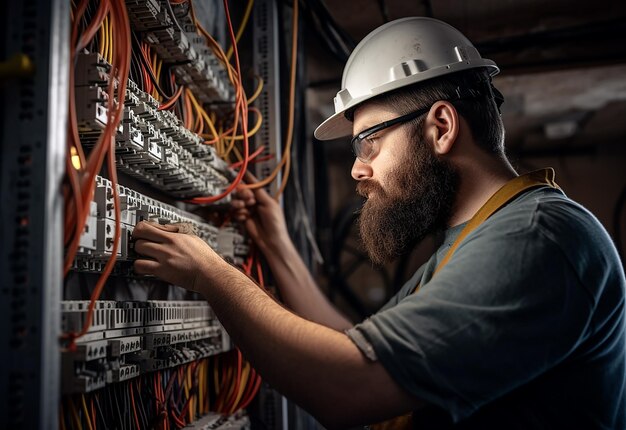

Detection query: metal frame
xmin=0 ymin=0 xmax=68 ymax=427
xmin=250 ymin=1 xmax=290 ymax=428
xmin=252 ymin=0 xmax=282 ymax=198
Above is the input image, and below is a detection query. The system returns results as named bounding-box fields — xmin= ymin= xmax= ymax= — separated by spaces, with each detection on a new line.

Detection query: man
xmin=133 ymin=17 xmax=626 ymax=429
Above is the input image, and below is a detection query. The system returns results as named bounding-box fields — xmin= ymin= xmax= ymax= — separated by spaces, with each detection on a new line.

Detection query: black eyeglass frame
xmin=350 ymin=106 xmax=431 ymax=163
xmin=349 ymin=81 xmax=502 ymax=163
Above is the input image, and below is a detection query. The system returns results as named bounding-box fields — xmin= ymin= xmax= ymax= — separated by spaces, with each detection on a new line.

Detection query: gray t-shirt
xmin=347 ymin=187 xmax=626 ymax=429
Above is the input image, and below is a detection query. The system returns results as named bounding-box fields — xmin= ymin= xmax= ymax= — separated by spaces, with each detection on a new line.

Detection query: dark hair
xmin=348 ymin=69 xmax=505 ymax=155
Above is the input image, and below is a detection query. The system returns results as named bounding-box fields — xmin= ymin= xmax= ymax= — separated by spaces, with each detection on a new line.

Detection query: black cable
xmin=614 ymin=185 xmax=626 ymax=262
xmin=164 ymin=0 xmax=185 ymax=34
xmin=130 ymin=31 xmax=176 ymax=99
xmin=94 ymin=393 xmax=106 ymax=429
xmin=377 ymin=0 xmax=390 ymax=23
xmin=113 ymin=383 xmax=124 ymax=428
xmin=125 ymin=382 xmax=131 ymax=430
xmin=311 ymin=0 xmax=355 ymax=52
xmin=136 ymin=380 xmax=149 ymax=430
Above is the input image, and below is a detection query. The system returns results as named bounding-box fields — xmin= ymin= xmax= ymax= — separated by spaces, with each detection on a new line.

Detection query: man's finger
xmin=233 ymin=208 xmax=251 ymax=218
xmin=133 ymin=221 xmax=174 ymax=242
xmin=250 ymin=184 xmax=274 ymax=204
xmin=231 ymin=199 xmax=246 ymax=209
xmin=234 ymin=185 xmax=254 ymax=199
xmin=134 ymin=239 xmax=164 ymax=259
xmin=147 ymin=222 xmax=180 ymax=233
xmin=134 ymin=259 xmax=160 ymax=276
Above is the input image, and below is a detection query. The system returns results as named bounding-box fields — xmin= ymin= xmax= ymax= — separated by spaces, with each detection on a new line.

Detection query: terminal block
xmin=125 ymin=0 xmax=235 ymax=105
xmin=74 ymin=176 xmax=223 ymax=274
xmin=75 ymin=52 xmax=232 ymax=198
xmin=61 ymin=300 xmax=228 ymax=393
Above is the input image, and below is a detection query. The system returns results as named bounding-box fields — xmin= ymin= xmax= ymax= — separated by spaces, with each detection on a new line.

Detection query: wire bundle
xmin=64 ymin=0 xmax=131 ymax=347
xmin=59 ymin=355 xmax=260 ymax=430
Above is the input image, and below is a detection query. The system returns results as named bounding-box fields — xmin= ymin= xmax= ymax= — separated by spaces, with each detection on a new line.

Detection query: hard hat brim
xmin=313 ymin=109 xmax=354 ymax=141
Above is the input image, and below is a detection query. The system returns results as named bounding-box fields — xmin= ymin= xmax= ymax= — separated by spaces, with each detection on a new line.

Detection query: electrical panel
xmin=1 ymin=0 xmax=290 ymax=427
xmin=60 ymin=0 xmax=266 ymax=428
xmin=61 ymin=300 xmax=229 ymax=393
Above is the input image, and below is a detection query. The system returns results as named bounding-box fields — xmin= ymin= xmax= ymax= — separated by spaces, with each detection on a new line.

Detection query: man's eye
xmin=364 ymin=135 xmax=378 ymax=145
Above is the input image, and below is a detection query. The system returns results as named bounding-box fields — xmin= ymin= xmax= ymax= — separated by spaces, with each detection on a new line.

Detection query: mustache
xmin=356 ymin=180 xmax=385 ymax=199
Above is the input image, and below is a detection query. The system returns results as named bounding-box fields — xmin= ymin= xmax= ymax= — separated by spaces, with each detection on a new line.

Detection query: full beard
xmin=356 ymin=137 xmax=458 ymax=265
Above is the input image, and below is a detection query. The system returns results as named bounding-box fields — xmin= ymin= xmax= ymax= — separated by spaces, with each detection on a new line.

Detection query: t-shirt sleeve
xmin=348 ymin=209 xmax=594 ymax=422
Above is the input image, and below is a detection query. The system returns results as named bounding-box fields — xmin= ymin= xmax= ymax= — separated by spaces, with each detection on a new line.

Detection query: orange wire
xmin=158 ymin=85 xmax=183 ymax=110
xmin=63 ymin=0 xmax=131 ymax=348
xmin=91 ymin=396 xmax=98 ymax=430
xmin=187 ymin=0 xmax=249 ymax=204
xmin=229 ymin=145 xmax=265 ymax=168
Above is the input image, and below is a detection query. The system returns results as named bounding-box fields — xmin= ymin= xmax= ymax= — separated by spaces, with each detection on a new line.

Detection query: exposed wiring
xmin=63 ymin=0 xmax=131 ymax=349
xmin=247 ymin=74 xmax=264 ymax=105
xmin=165 ymin=0 xmax=185 ymax=34
xmin=243 ymin=0 xmax=298 ymax=198
xmin=81 ymin=394 xmax=94 ymax=430
xmin=225 ymin=0 xmax=254 ymax=61
xmin=157 ymin=84 xmax=184 ymax=111
xmin=187 ymin=0 xmax=250 ymax=204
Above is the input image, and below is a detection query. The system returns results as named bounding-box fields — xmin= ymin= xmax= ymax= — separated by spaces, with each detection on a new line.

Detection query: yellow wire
xmin=69 ymin=397 xmax=82 ymax=430
xmin=223 ymin=108 xmax=263 ymax=141
xmin=98 ymin=18 xmax=105 ymax=57
xmin=229 ymin=361 xmax=251 ymax=414
xmin=226 ymin=0 xmax=254 ymax=61
xmin=81 ymin=394 xmax=93 ymax=430
xmin=102 ymin=16 xmax=109 ymax=64
xmin=155 ymin=58 xmax=163 ymax=102
xmin=247 ymin=75 xmax=263 ymax=105
xmin=186 ymin=89 xmax=219 ymax=142
xmin=108 ymin=12 xmax=114 ymax=65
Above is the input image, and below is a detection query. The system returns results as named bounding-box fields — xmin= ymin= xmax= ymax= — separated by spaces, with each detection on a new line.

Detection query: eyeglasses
xmin=350 ymin=106 xmax=431 ymax=163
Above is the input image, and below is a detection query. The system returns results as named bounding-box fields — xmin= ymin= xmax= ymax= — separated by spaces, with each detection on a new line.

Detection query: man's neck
xmin=448 ymin=157 xmax=518 ymax=227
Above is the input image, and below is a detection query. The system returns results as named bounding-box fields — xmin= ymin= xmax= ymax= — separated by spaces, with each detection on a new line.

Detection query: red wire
xmin=129 ymin=381 xmax=141 ymax=430
xmin=256 ymin=255 xmax=265 ymax=289
xmin=229 ymin=145 xmax=265 ymax=168
xmin=224 ymin=349 xmax=243 ymax=413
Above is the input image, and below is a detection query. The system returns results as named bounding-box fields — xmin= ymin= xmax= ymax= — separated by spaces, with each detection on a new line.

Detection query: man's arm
xmin=133 ymin=221 xmax=421 ymax=428
xmin=231 ymin=185 xmax=352 ymax=331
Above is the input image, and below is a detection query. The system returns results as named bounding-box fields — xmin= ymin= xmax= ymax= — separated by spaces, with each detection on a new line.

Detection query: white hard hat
xmin=314 ymin=17 xmax=499 ymax=141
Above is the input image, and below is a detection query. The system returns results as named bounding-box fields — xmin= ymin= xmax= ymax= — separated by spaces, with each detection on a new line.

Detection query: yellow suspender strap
xmin=431 ymin=168 xmax=560 ymax=279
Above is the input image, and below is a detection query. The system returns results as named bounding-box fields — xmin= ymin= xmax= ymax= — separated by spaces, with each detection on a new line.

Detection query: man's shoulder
xmin=483 ymin=186 xmax=607 ymax=243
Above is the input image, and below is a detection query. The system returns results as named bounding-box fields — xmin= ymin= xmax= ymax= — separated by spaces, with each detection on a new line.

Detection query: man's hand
xmin=231 ymin=183 xmax=290 ymax=254
xmin=132 ymin=221 xmax=224 ymax=291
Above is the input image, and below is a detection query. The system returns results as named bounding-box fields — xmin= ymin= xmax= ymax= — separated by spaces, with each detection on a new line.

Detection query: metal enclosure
xmin=0 ymin=0 xmax=69 ymax=428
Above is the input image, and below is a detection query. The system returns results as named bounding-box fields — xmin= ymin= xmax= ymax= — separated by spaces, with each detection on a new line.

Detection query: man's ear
xmin=424 ymin=101 xmax=459 ymax=155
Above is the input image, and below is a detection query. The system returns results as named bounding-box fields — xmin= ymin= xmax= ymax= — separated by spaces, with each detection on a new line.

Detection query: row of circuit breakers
xmin=63 ymin=0 xmax=252 ymax=399
xmin=62 ymin=300 xmax=229 ymax=394
xmin=78 ymin=0 xmax=241 ymax=198
xmin=65 ymin=177 xmax=249 ymax=393
xmin=76 ymin=52 xmax=231 ymax=199
xmin=73 ymin=175 xmax=248 ymax=274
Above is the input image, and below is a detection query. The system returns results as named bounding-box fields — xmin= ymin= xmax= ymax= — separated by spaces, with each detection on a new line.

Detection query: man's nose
xmin=351 ymin=158 xmax=373 ymax=181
